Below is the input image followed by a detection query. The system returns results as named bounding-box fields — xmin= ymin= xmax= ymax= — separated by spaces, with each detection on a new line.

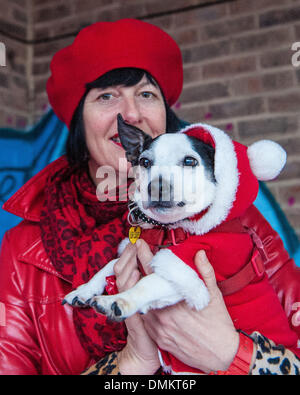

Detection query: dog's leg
xmin=88 ymin=249 xmax=210 ymax=321
xmin=63 ymin=258 xmax=117 ymax=307
xmin=88 ymin=273 xmax=182 ymax=321
xmin=150 ymin=249 xmax=210 ymax=310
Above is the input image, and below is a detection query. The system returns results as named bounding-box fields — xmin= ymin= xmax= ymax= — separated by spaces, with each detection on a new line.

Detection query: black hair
xmin=66 ymin=68 xmax=186 ymax=166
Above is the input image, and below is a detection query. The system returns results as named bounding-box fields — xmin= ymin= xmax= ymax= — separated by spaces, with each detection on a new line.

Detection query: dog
xmin=64 ymin=114 xmax=215 ymax=317
xmin=64 ymin=114 xmax=298 ymax=373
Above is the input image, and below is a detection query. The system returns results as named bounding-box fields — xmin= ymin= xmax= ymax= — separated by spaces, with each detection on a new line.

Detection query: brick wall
xmin=0 ymin=0 xmax=31 ymax=128
xmin=1 ymin=0 xmax=300 ymax=236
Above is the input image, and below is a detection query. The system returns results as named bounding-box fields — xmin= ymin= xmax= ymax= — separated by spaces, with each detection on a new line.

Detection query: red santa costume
xmin=136 ymin=123 xmax=299 ymax=374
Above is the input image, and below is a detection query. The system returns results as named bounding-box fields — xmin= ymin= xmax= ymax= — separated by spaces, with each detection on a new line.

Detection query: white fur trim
xmin=158 ymin=350 xmax=199 ymax=375
xmin=159 ymin=351 xmax=200 ymax=375
xmin=247 ymin=140 xmax=286 ymax=181
xmin=176 ymin=123 xmax=239 ymax=235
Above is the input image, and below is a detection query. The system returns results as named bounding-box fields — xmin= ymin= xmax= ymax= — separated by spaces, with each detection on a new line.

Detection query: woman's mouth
xmin=111 ymin=134 xmax=122 ymax=147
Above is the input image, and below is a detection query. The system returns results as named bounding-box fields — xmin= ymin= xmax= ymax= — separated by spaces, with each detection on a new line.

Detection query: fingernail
xmin=136 ymin=239 xmax=141 ymax=247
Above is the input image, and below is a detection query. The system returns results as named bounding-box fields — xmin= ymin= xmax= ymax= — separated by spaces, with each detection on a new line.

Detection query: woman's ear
xmin=117 ymin=114 xmax=152 ymax=165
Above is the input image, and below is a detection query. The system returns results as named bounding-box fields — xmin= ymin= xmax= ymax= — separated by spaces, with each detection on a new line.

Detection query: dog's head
xmin=117 ymin=114 xmax=216 ymax=225
xmin=118 ymin=114 xmax=287 ymax=235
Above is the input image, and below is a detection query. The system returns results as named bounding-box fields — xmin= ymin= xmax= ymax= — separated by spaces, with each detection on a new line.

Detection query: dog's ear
xmin=117 ymin=113 xmax=153 ymax=165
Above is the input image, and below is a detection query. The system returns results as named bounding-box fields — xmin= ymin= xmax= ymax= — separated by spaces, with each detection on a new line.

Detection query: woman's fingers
xmin=136 ymin=239 xmax=154 ymax=275
xmin=194 ymin=250 xmax=222 ymax=300
xmin=114 ymin=243 xmax=136 ymax=275
xmin=114 ymin=243 xmax=139 ymax=292
xmin=113 ymin=238 xmax=154 ymax=293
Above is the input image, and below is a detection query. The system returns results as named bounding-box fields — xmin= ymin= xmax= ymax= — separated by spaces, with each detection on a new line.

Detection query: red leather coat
xmin=0 ymin=157 xmax=299 ymax=375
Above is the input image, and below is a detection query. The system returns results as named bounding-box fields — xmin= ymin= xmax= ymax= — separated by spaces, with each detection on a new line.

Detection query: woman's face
xmin=83 ymin=75 xmax=167 ymax=180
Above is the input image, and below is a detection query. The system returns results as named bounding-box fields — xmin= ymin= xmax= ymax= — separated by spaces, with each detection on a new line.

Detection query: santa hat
xmin=176 ymin=123 xmax=286 ymax=235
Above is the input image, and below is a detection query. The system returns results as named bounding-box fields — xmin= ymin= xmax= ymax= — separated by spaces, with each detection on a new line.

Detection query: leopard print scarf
xmin=40 ymin=162 xmax=129 ymax=361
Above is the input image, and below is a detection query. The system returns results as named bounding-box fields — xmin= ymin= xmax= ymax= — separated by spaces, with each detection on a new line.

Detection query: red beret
xmin=47 ymin=19 xmax=183 ymax=128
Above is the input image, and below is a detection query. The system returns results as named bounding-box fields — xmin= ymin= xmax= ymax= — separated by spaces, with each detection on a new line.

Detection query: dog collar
xmin=128 ymin=204 xmax=210 ymax=229
xmin=129 ymin=206 xmax=172 ymax=228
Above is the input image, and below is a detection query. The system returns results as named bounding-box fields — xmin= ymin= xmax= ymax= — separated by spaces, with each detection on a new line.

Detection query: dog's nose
xmin=148 ymin=176 xmax=173 ymax=204
xmin=148 ymin=175 xmax=162 ymax=202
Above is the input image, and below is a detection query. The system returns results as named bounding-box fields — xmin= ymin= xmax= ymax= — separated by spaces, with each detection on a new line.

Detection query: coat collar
xmin=2 ymin=156 xmax=68 ymax=222
xmin=3 ymin=156 xmax=72 ymax=283
xmin=18 ymin=235 xmax=72 ymax=284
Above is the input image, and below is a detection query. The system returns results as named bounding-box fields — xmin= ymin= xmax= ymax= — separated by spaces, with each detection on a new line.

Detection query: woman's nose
xmin=121 ymin=97 xmax=142 ymax=125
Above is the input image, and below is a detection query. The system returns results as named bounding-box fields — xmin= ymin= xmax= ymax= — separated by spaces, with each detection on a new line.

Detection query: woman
xmin=0 ymin=19 xmax=299 ymax=375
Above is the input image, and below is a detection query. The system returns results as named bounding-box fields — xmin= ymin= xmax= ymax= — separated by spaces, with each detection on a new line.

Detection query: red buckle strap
xmin=140 ymin=227 xmax=188 ymax=254
xmin=251 ymin=249 xmax=265 ymax=278
xmin=218 ymin=248 xmax=266 ymax=297
xmin=217 ymin=224 xmax=268 ymax=297
xmin=244 ymin=226 xmax=269 ymax=262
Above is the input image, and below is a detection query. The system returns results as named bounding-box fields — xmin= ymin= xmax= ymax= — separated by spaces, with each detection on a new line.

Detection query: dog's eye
xmin=183 ymin=157 xmax=198 ymax=167
xmin=139 ymin=158 xmax=152 ymax=168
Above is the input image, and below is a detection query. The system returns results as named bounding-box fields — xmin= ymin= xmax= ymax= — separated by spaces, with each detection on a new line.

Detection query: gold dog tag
xmin=129 ymin=226 xmax=141 ymax=244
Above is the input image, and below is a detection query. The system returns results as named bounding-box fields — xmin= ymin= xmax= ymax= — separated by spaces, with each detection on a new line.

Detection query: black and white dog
xmin=64 ymin=114 xmax=286 ymax=323
xmin=63 ymin=115 xmax=218 ymax=318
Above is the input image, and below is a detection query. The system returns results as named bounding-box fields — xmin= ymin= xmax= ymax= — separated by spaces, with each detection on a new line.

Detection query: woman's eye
xmin=98 ymin=93 xmax=113 ymax=101
xmin=183 ymin=157 xmax=198 ymax=167
xmin=139 ymin=158 xmax=152 ymax=168
xmin=141 ymin=91 xmax=155 ymax=99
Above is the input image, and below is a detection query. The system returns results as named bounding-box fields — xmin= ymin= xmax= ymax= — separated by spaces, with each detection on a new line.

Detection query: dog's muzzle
xmin=147 ymin=175 xmax=174 ymax=209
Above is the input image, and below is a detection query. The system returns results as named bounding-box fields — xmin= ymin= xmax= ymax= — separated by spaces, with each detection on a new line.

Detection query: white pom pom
xmin=247 ymin=140 xmax=286 ymax=181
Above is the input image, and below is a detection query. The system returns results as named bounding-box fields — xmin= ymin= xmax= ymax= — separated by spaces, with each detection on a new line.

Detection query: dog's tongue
xmin=188 ymin=208 xmax=209 ymax=222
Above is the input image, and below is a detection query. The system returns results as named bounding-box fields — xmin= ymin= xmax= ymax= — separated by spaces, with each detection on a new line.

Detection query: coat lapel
xmin=18 ymin=236 xmax=72 ymax=284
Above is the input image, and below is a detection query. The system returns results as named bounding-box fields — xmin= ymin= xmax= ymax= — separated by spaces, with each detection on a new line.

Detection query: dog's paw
xmin=88 ymin=295 xmax=138 ymax=322
xmin=63 ymin=283 xmax=100 ymax=307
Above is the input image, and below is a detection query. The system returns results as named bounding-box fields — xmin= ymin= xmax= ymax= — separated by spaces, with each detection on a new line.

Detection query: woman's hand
xmin=142 ymin=248 xmax=241 ymax=374
xmin=113 ymin=242 xmax=160 ymax=375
